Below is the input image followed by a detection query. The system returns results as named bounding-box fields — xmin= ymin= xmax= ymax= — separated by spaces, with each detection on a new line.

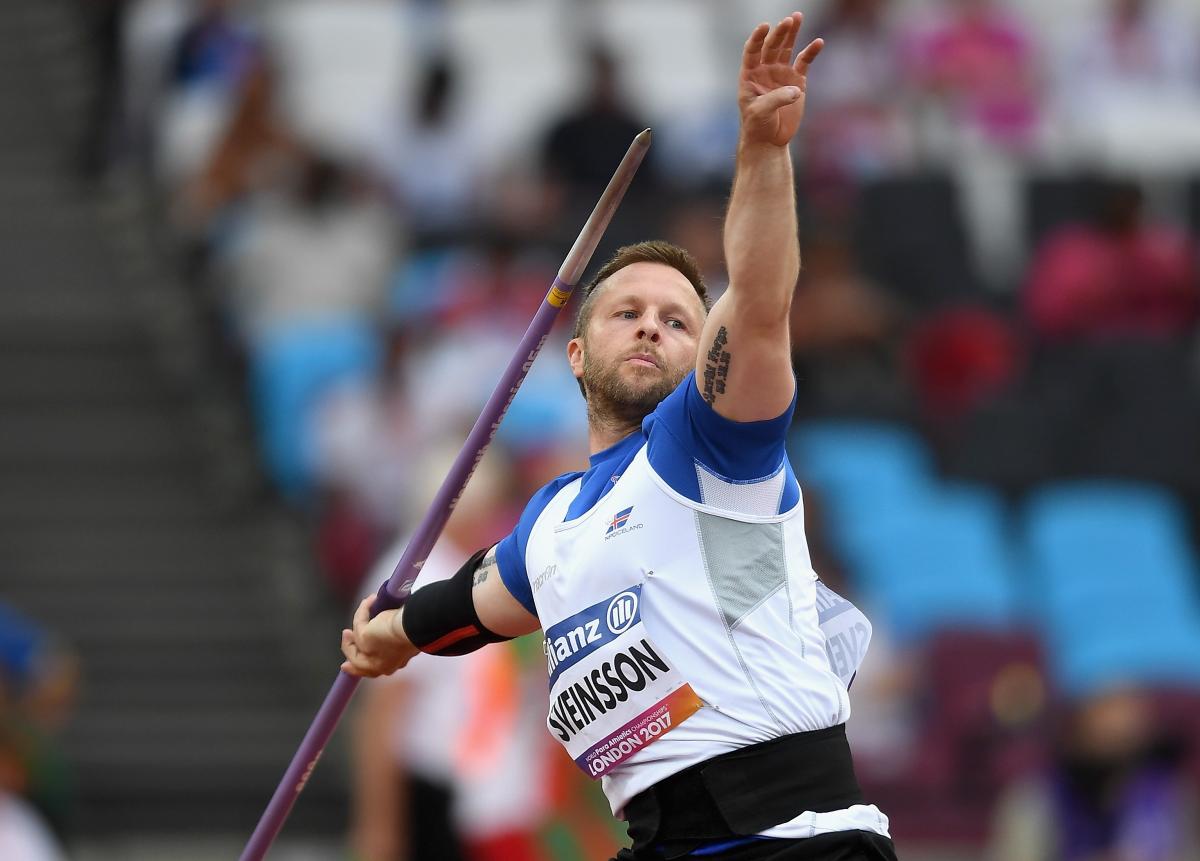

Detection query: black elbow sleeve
xmin=401 ymin=547 xmax=513 ymax=656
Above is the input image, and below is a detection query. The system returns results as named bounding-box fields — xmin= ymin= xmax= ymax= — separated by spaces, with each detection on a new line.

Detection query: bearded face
xmin=568 ymin=262 xmax=706 ymax=431
xmin=580 ymin=341 xmax=691 ymax=429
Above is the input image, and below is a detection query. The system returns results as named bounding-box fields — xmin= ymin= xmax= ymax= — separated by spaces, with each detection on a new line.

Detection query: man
xmin=342 ymin=13 xmax=898 ymax=860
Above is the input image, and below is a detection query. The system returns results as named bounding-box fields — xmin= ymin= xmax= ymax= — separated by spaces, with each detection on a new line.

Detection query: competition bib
xmin=543 ymin=584 xmax=702 ymax=778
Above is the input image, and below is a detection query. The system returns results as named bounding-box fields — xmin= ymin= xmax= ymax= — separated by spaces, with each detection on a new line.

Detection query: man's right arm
xmin=469 ymin=544 xmax=543 ymax=637
xmin=340 ymin=544 xmax=540 ymax=678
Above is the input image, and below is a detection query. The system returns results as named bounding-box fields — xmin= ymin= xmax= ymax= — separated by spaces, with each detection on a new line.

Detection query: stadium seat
xmin=852 ymin=173 xmax=979 ymax=308
xmin=909 ymin=629 xmax=1049 ymax=795
xmin=842 ymin=484 xmax=1022 ymax=642
xmin=788 ymin=420 xmax=934 ymax=510
xmin=1185 ymin=173 xmax=1200 ymax=239
xmin=1024 ymin=482 xmax=1200 ymax=694
xmin=943 ymin=393 xmax=1058 ymax=496
xmin=789 ymin=421 xmax=940 ymax=595
xmin=1022 ymin=174 xmax=1111 ymax=251
xmin=1028 ymin=342 xmax=1200 ymax=492
xmin=250 ymin=317 xmax=382 ymax=500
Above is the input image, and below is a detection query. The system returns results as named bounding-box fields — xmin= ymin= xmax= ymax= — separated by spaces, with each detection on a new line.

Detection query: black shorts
xmin=611 ymin=829 xmax=898 ymax=861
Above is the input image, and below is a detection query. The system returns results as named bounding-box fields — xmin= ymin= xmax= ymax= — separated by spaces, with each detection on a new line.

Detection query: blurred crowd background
xmin=3 ymin=0 xmax=1200 ymax=858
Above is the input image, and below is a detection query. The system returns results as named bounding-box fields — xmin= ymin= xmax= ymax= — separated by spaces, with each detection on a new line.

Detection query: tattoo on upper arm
xmin=473 ymin=553 xmax=496 ymax=586
xmin=701 ymin=327 xmax=732 ymax=406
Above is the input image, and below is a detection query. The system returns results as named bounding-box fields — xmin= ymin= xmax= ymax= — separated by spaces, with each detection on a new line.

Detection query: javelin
xmin=239 ymin=128 xmax=652 ymax=861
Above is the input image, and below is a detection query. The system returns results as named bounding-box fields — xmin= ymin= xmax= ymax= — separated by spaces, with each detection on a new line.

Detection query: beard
xmin=581 ymin=349 xmax=688 ymax=430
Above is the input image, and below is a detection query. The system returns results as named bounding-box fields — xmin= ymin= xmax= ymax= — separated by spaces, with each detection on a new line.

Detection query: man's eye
xmin=620 ymin=310 xmax=637 ymax=319
xmin=668 ymin=319 xmax=685 ymax=330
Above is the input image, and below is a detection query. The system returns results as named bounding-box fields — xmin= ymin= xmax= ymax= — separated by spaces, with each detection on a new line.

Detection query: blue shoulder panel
xmin=645 ymin=371 xmax=799 ymax=512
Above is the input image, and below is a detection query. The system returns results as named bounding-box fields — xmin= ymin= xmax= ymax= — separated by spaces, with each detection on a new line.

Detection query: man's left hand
xmin=738 ymin=12 xmax=824 ymax=148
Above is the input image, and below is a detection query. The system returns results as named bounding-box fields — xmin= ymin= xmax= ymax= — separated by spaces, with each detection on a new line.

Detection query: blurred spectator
xmin=369 ymin=55 xmax=487 ymax=243
xmin=906 ymin=306 xmax=1023 ymax=424
xmin=662 ymin=193 xmax=728 ymax=300
xmin=541 ymin=46 xmax=655 ymax=198
xmin=220 ymin=151 xmax=395 ymax=347
xmin=789 ymin=229 xmax=909 ymax=419
xmin=155 ymin=0 xmax=261 ymax=188
xmin=0 ymin=604 xmax=76 ymax=843
xmin=1024 ymin=180 xmax=1200 ymax=341
xmin=384 ymin=238 xmax=587 ymax=455
xmin=350 ymin=451 xmax=616 ymax=861
xmin=1052 ymin=0 xmax=1200 ymax=170
xmin=801 ymin=0 xmax=911 ymax=202
xmin=388 ymin=236 xmax=551 ymax=333
xmin=903 ymin=0 xmax=1041 ymax=285
xmin=0 ymin=724 xmax=66 ymax=861
xmin=905 ymin=0 xmax=1040 ymax=153
xmin=169 ymin=0 xmax=257 ymax=91
xmin=177 ymin=57 xmax=298 ymax=233
xmin=989 ymin=688 xmax=1200 ymax=861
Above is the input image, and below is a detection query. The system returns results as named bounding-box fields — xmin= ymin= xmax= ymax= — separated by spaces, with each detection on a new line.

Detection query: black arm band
xmin=401 ymin=547 xmax=513 ymax=656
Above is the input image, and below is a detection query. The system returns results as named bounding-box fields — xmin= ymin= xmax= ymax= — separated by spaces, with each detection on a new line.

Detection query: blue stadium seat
xmin=843 ymin=484 xmax=1021 ymax=643
xmin=250 ymin=317 xmax=382 ymax=500
xmin=788 ymin=421 xmax=939 ymax=575
xmin=788 ymin=421 xmax=934 ymax=513
xmin=1024 ymin=482 xmax=1200 ymax=694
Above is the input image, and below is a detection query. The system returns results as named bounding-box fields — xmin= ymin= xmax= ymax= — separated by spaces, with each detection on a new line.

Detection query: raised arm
xmin=695 ymin=13 xmax=822 ymax=422
xmin=340 ymin=544 xmax=540 ymax=678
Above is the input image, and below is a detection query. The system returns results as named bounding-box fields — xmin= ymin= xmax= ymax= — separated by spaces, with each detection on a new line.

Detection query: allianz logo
xmin=544 ymin=589 xmax=641 ymax=676
xmin=607 ymin=590 xmax=638 ymax=634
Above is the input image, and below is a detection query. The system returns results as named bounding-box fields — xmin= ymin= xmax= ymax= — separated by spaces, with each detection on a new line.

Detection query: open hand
xmin=738 ymin=12 xmax=824 ymax=148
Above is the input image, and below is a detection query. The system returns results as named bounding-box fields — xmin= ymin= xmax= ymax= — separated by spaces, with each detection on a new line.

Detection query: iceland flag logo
xmin=606 ymin=506 xmax=634 ymax=535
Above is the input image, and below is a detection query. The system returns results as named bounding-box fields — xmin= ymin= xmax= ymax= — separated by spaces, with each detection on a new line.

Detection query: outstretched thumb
xmin=749 ymin=86 xmax=802 ymax=118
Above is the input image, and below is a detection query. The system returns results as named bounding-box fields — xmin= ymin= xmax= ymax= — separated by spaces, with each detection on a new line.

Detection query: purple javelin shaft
xmin=239 ymin=129 xmax=651 ymax=861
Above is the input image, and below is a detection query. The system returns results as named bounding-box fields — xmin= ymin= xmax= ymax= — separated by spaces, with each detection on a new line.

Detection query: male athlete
xmin=342 ymin=13 xmax=898 ymax=860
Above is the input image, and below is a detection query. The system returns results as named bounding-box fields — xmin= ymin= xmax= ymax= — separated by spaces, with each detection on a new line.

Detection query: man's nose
xmin=637 ymin=317 xmax=662 ymax=342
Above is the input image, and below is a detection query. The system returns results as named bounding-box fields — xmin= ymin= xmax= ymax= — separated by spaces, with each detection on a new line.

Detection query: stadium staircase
xmin=0 ymin=1 xmax=348 ymax=836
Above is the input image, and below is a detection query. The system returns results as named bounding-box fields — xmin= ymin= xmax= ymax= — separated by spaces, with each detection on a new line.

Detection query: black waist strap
xmin=624 ymin=725 xmax=864 ymax=858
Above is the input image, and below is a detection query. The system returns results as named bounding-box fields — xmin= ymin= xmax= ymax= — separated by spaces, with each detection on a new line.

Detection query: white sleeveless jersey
xmin=494 ymin=373 xmax=888 ymax=838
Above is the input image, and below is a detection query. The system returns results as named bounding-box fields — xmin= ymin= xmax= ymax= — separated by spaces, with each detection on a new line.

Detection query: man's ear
xmin=567 ymin=337 xmax=584 ymax=383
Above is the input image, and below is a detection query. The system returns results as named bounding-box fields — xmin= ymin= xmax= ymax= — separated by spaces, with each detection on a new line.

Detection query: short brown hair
xmin=571 ymin=240 xmax=711 ymax=343
xmin=571 ymin=240 xmax=711 ymax=398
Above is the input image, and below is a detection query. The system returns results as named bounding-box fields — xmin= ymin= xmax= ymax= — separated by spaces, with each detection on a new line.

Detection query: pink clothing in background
xmin=908 ymin=7 xmax=1039 ymax=148
xmin=1025 ymin=226 xmax=1200 ymax=340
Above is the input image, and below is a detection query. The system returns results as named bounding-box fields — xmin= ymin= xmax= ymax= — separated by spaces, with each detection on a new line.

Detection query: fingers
xmin=340 ymin=627 xmax=364 ymax=675
xmin=352 ymin=594 xmax=374 ymax=633
xmin=746 ymin=13 xmax=813 ymax=73
xmin=340 ymin=627 xmax=388 ymax=677
xmin=343 ymin=597 xmax=382 ymax=676
xmin=741 ymin=22 xmax=769 ymax=72
xmin=794 ymin=37 xmax=824 ymax=71
xmin=762 ymin=15 xmax=791 ymax=66
xmin=778 ymin=12 xmax=803 ymax=64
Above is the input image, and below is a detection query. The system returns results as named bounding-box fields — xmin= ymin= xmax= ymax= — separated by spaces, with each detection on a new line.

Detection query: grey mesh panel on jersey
xmin=692 ymin=509 xmax=870 ymax=688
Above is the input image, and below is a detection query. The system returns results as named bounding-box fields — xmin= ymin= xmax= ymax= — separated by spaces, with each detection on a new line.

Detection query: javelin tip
xmin=636 ymin=128 xmax=652 ymax=146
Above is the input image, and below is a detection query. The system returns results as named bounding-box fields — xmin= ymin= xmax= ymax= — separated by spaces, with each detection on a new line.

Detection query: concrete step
xmin=77 ymin=672 xmax=312 ymax=711
xmin=64 ymin=707 xmax=323 ymax=765
xmin=0 ymin=408 xmax=203 ymax=466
